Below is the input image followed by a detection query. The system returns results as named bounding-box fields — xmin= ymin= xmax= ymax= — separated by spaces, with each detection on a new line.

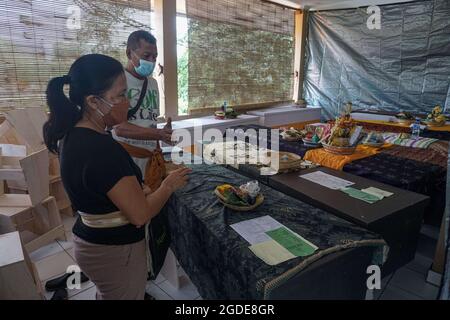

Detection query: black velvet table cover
xmin=343 ymin=153 xmax=446 ymax=226
xmin=422 ymin=130 xmax=450 ymax=141
xmin=167 ymin=163 xmax=386 ymax=299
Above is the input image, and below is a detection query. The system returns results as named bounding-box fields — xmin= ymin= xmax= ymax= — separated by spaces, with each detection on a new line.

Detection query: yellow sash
xmin=118 ymin=142 xmax=166 ymax=191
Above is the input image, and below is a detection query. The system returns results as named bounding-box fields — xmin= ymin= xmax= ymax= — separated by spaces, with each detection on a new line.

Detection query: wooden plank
xmin=0 ymin=206 xmax=31 ymax=218
xmin=19 ymin=149 xmax=49 ymax=205
xmin=24 ymin=107 xmax=47 ymax=142
xmin=60 ymin=206 xmax=74 ymax=217
xmin=5 ymin=109 xmax=46 ymax=152
xmin=0 ymin=231 xmax=24 ymax=267
xmin=0 ymin=169 xmax=25 ymax=181
xmin=24 ymin=226 xmax=66 ymax=253
xmin=0 ymin=232 xmax=41 ymax=299
xmin=0 ymin=194 xmax=32 ymax=207
xmin=49 ymin=175 xmax=62 ymax=183
xmin=56 ymin=198 xmax=72 ymax=211
xmin=6 ymin=178 xmax=28 ymax=192
xmin=21 ymin=241 xmax=45 ymax=297
xmin=50 ymin=179 xmax=72 ymax=212
xmin=1 ymin=156 xmax=22 ymax=167
xmin=0 ymin=215 xmax=17 ymax=234
xmin=42 ymin=197 xmax=63 ymax=232
xmin=0 ymin=123 xmax=29 ymax=148
xmin=49 ymin=154 xmax=61 ymax=177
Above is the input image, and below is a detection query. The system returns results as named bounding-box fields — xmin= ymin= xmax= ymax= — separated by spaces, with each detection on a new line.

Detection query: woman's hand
xmin=142 ymin=184 xmax=152 ymax=196
xmin=161 ymin=167 xmax=192 ymax=193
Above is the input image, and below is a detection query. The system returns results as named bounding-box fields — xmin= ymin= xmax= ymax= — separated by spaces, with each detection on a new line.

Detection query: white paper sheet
xmin=361 ymin=187 xmax=393 ymax=199
xmin=299 ymin=171 xmax=354 ymax=190
xmin=230 ymin=215 xmax=284 ymax=245
xmin=349 ymin=126 xmax=363 ymax=146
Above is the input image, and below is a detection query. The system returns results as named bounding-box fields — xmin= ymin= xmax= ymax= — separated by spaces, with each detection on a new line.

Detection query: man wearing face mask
xmin=113 ymin=30 xmax=171 ymax=190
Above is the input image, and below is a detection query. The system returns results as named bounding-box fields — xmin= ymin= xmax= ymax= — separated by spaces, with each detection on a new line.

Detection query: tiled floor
xmin=32 ymin=214 xmax=200 ymax=300
xmin=374 ymin=225 xmax=442 ymax=300
xmin=31 ymin=215 xmax=441 ymax=300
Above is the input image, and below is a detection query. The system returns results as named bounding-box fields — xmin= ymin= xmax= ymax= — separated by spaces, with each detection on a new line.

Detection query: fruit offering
xmin=215 ymin=107 xmax=238 ymax=119
xmin=225 ymin=107 xmax=238 ymax=119
xmin=363 ymin=132 xmax=385 ymax=146
xmin=215 ymin=183 xmax=258 ymax=206
xmin=425 ymin=106 xmax=446 ymax=126
xmin=215 ymin=111 xmax=225 ymax=120
xmin=281 ymin=127 xmax=304 ymax=141
xmin=326 ymin=115 xmax=356 ymax=146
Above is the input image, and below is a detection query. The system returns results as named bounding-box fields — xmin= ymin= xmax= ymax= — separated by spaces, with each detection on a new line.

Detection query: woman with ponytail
xmin=44 ymin=54 xmax=191 ymax=300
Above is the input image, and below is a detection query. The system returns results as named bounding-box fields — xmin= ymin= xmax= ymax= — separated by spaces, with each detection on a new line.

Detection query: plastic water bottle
xmin=411 ymin=118 xmax=421 ymax=139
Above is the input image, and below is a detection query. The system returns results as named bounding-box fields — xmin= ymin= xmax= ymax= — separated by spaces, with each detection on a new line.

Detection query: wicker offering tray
xmin=215 ymin=183 xmax=264 ymax=211
xmin=322 ymin=142 xmax=356 ymax=155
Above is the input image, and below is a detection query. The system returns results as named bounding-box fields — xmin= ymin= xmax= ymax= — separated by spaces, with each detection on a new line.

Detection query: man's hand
xmin=114 ymin=122 xmax=162 ymax=142
xmin=164 ymin=117 xmax=172 ymax=130
xmin=159 ymin=117 xmax=173 ymax=145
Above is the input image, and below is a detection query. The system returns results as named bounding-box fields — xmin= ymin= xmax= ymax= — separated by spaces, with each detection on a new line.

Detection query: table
xmin=349 ymin=113 xmax=450 ymax=141
xmin=343 ymin=153 xmax=446 ymax=226
xmin=269 ymin=167 xmax=429 ymax=275
xmin=226 ymin=124 xmax=446 ymax=227
xmin=157 ymin=114 xmax=260 ymax=149
xmin=225 ymin=124 xmax=320 ymax=157
xmin=247 ymin=105 xmax=321 ymax=128
xmin=167 ymin=163 xmax=386 ymax=299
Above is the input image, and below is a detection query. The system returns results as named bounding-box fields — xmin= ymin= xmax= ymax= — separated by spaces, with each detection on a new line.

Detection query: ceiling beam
xmin=261 ymin=0 xmax=302 ymax=11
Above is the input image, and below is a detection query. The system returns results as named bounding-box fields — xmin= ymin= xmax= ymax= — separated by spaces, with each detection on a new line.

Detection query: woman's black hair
xmin=43 ymin=54 xmax=124 ymax=153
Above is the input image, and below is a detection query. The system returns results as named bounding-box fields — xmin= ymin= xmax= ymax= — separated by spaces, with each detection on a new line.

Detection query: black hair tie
xmin=62 ymin=75 xmax=71 ymax=84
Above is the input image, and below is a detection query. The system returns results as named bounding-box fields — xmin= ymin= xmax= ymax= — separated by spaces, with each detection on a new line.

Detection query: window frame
xmin=156 ymin=0 xmax=306 ymax=120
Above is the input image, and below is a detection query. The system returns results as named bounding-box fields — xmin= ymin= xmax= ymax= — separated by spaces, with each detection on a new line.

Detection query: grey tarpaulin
xmin=303 ymin=0 xmax=450 ymax=120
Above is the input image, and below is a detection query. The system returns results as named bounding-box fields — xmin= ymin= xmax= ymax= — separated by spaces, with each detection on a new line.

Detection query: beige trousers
xmin=73 ymin=235 xmax=147 ymax=300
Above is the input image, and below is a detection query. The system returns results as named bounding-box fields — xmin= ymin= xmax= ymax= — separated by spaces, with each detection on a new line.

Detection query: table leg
xmin=160 ymin=249 xmax=182 ymax=289
xmin=427 ymin=214 xmax=446 ymax=286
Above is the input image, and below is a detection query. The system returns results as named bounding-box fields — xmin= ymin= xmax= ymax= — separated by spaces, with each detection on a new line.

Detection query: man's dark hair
xmin=127 ymin=30 xmax=156 ymax=50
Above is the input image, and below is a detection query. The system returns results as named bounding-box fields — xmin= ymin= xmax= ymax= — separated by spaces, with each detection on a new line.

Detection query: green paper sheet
xmin=340 ymin=187 xmax=381 ymax=204
xmin=266 ymin=227 xmax=317 ymax=257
